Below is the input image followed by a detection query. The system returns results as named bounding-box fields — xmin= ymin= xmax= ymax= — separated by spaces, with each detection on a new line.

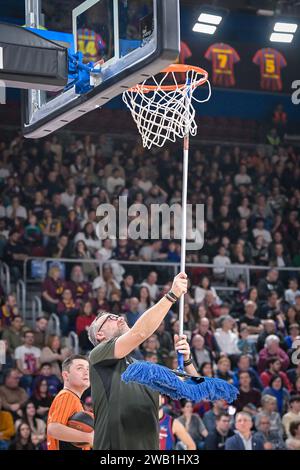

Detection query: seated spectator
xmin=155 ymin=321 xmax=173 ymax=354
xmin=194 ymin=275 xmax=221 ymax=305
xmin=92 ymin=287 xmax=110 ymax=314
xmin=233 ymin=354 xmax=262 ymax=390
xmin=41 ymin=265 xmax=64 ymax=314
xmin=191 ymin=334 xmax=213 ymax=371
xmin=74 ymin=222 xmax=100 ymax=256
xmin=40 ymin=335 xmax=71 ymax=380
xmin=141 ymin=334 xmax=162 ymax=362
xmin=251 ymin=235 xmax=269 ymax=265
xmin=2 ymin=315 xmax=25 ymax=353
xmin=183 ymin=304 xmax=196 ymax=335
xmin=3 ymin=230 xmax=28 ymax=281
xmin=137 ymin=286 xmax=152 ymax=312
xmin=239 ymin=301 xmax=263 ymax=335
xmin=203 ymin=400 xmax=228 ymax=433
xmin=8 ymin=422 xmax=35 ymax=450
xmin=258 ymin=334 xmax=290 ymax=373
xmin=282 ymin=396 xmax=300 ymax=438
xmin=194 ymin=317 xmax=220 ymax=359
xmin=225 ymin=412 xmax=264 ymax=450
xmin=72 ymin=240 xmax=97 ymax=281
xmin=285 ymin=278 xmax=300 ymax=305
xmin=257 ymin=269 xmax=284 ymax=301
xmin=31 ymin=377 xmax=53 ymax=418
xmin=125 ymin=297 xmax=143 ymax=328
xmin=67 ymin=265 xmax=92 ymax=302
xmin=237 ymin=326 xmax=257 ymax=358
xmin=262 ymin=375 xmax=290 ymax=416
xmin=15 ymin=401 xmax=46 ymax=444
xmin=0 ymin=369 xmax=29 ymax=420
xmin=256 ymin=319 xmax=286 ymax=352
xmin=258 ymin=291 xmax=281 ymax=320
xmin=6 ymin=196 xmax=27 ymax=220
xmin=292 ymin=377 xmax=300 ymax=397
xmin=256 ymin=394 xmax=283 ymax=436
xmin=287 ymin=362 xmax=300 ymax=390
xmin=141 ymin=271 xmax=159 ymax=303
xmin=39 ymin=208 xmax=61 ymax=249
xmin=15 ymin=330 xmax=41 ymax=392
xmin=92 ymin=264 xmax=120 ymax=300
xmin=252 ymin=218 xmax=272 ymax=248
xmin=63 ymin=208 xmax=81 ymax=241
xmin=270 ymin=243 xmax=291 ymax=268
xmin=120 ymin=274 xmax=138 ymax=302
xmin=177 ymin=400 xmax=208 ymax=449
xmin=215 ymin=357 xmax=234 ymax=384
xmin=60 ymin=179 xmax=76 ymax=209
xmin=235 ymin=371 xmax=261 ymax=412
xmin=260 ymin=357 xmax=292 ymax=391
xmin=159 ymin=396 xmax=196 ymax=450
xmin=57 ymin=288 xmax=81 ymax=336
xmin=232 ymin=279 xmax=248 ymax=315
xmin=0 ymin=339 xmax=15 ymax=383
xmin=286 ymin=421 xmax=300 ymax=450
xmin=106 ymin=167 xmax=125 ymax=194
xmin=0 ymin=396 xmax=15 ymax=450
xmin=32 ymin=363 xmax=62 ymax=397
xmin=75 ymin=301 xmax=96 ymax=352
xmin=203 ymin=291 xmax=222 ymax=318
xmin=33 ymin=316 xmax=49 ymax=350
xmin=205 ymin=412 xmax=234 ymax=450
xmin=50 ymin=234 xmax=71 ymax=259
xmin=285 ymin=323 xmax=300 ymax=350
xmin=212 ymin=246 xmax=231 ymax=281
xmin=24 ymin=214 xmax=43 ymax=254
xmin=254 ymin=413 xmax=285 ymax=450
xmin=95 ymin=238 xmax=113 ymax=263
xmin=50 ymin=193 xmax=68 ymax=220
xmin=214 ymin=316 xmax=240 ymax=362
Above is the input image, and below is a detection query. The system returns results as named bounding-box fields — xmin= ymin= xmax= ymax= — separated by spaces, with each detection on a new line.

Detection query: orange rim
xmin=128 ymin=64 xmax=208 ymax=93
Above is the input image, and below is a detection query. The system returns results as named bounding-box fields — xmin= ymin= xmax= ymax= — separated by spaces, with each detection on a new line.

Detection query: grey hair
xmin=261 ymin=394 xmax=277 ymax=406
xmin=255 ymin=412 xmax=270 ymax=428
xmin=235 ymin=411 xmax=252 ymax=422
xmin=88 ymin=311 xmax=111 ymax=347
xmin=265 ymin=334 xmax=280 ymax=348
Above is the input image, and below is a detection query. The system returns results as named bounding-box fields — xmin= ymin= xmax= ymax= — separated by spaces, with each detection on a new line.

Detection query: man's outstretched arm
xmin=114 ymin=273 xmax=187 ymax=359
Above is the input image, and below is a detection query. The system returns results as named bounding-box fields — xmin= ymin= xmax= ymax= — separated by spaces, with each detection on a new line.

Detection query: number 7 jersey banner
xmin=204 ymin=42 xmax=240 ymax=87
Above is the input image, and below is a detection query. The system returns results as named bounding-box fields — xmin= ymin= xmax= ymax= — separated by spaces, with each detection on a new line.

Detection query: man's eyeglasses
xmin=97 ymin=314 xmax=119 ymax=333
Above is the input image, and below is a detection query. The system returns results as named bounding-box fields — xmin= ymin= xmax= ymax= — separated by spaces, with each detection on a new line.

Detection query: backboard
xmin=22 ymin=0 xmax=180 ymax=138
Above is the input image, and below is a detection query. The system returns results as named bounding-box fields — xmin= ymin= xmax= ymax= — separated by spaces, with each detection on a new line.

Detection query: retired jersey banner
xmin=181 ymin=36 xmax=296 ymax=95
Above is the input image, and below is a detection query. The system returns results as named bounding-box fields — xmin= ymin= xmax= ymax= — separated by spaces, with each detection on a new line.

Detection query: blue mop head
xmin=121 ymin=361 xmax=239 ymax=403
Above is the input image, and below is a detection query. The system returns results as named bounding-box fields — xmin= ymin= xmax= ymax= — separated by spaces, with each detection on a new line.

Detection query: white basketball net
xmin=122 ymin=67 xmax=211 ymax=149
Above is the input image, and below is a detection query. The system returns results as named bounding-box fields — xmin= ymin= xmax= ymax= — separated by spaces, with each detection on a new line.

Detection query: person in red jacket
xmin=258 ymin=335 xmax=290 ymax=373
xmin=260 ymin=357 xmax=292 ymax=392
xmin=76 ymin=301 xmax=96 ymax=352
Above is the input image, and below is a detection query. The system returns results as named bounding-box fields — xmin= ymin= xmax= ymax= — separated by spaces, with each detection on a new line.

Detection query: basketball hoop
xmin=122 ymin=64 xmax=211 ymax=149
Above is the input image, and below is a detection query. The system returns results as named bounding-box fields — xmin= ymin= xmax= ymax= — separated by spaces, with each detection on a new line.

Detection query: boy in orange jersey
xmin=47 ymin=355 xmax=93 ymax=450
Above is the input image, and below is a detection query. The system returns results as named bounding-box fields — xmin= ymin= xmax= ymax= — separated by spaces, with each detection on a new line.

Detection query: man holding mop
xmin=88 ymin=272 xmax=197 ymax=450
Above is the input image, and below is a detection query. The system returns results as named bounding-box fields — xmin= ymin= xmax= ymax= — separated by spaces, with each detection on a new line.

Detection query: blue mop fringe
xmin=121 ymin=361 xmax=239 ymax=403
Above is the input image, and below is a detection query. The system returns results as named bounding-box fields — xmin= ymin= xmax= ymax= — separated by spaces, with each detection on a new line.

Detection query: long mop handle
xmin=177 ymin=131 xmax=189 ymax=371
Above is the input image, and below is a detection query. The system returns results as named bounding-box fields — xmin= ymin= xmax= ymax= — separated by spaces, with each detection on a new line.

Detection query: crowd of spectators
xmin=0 ymin=129 xmax=300 ymax=450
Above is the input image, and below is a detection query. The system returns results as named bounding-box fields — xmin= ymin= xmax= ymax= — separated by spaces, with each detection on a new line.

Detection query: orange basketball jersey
xmin=47 ymin=389 xmax=90 ymax=451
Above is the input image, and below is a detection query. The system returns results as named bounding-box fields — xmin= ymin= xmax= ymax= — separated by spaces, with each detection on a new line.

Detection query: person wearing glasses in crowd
xmin=88 ymin=272 xmax=192 ymax=450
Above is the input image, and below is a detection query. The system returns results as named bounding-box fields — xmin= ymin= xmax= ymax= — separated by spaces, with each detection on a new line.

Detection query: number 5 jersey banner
xmin=252 ymin=48 xmax=287 ymax=91
xmin=204 ymin=42 xmax=240 ymax=87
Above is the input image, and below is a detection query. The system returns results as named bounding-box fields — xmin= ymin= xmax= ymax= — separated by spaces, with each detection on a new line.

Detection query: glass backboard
xmin=22 ymin=0 xmax=180 ymax=138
